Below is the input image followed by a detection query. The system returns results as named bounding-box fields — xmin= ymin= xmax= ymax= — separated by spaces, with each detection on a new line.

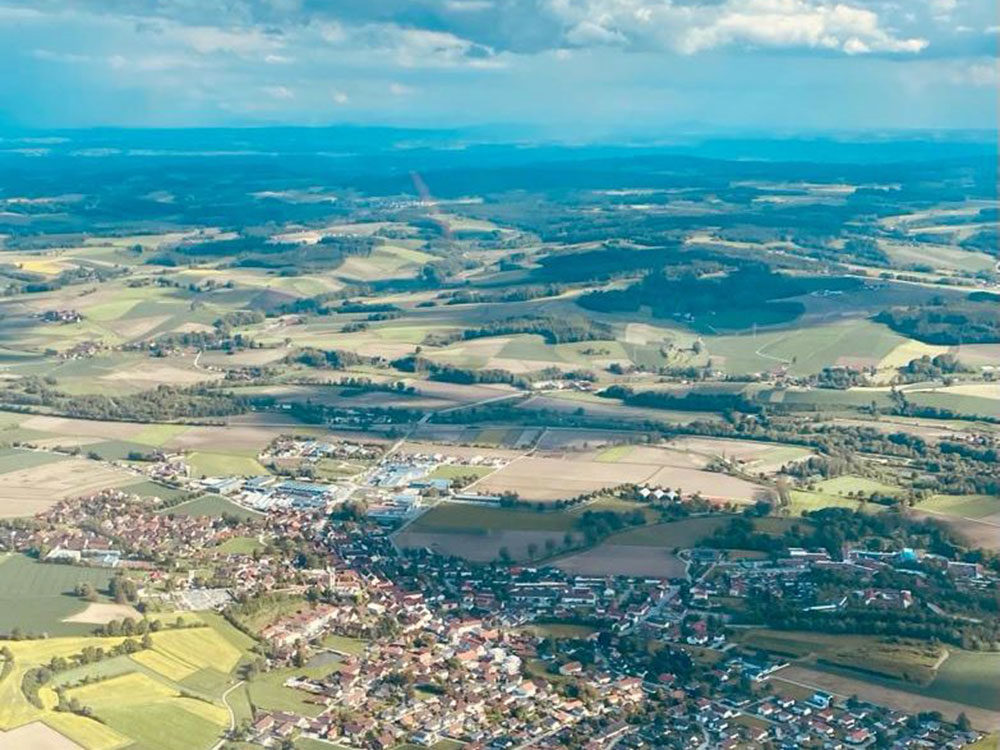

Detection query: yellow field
xmin=0 ymin=618 xmax=244 ymax=750
xmin=20 ymin=259 xmax=68 ymax=275
xmin=149 ymin=627 xmax=243 ymax=675
xmin=131 ymin=648 xmax=197 ymax=681
xmin=877 ymin=339 xmax=949 ymax=371
xmin=69 ymin=673 xmax=175 ymax=710
xmin=175 ymin=697 xmax=228 ymax=725
xmin=43 ymin=713 xmax=131 ymax=750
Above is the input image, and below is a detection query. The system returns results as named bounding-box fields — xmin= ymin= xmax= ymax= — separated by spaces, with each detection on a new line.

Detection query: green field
xmin=609 ymin=516 xmax=730 ymax=547
xmin=321 ymin=634 xmax=368 ymax=655
xmin=813 ymin=475 xmax=903 ymax=497
xmin=245 ymin=665 xmax=330 ymax=716
xmin=428 ymin=464 xmax=495 ymax=480
xmin=708 ymin=319 xmax=908 ymax=377
xmin=594 ymin=444 xmax=634 ymax=462
xmin=162 ymin=495 xmax=262 ymax=521
xmin=787 ymin=490 xmax=865 ymax=515
xmin=187 ymin=452 xmax=268 ymax=477
xmin=408 ymin=503 xmax=578 ymax=534
xmin=739 ymin=629 xmax=944 ymax=684
xmin=519 ymin=622 xmax=598 ymax=639
xmin=70 ymin=673 xmax=229 ymax=750
xmin=215 ymin=536 xmax=265 ymax=554
xmin=918 ymin=495 xmax=999 ymax=519
xmin=0 ymin=554 xmax=115 ymax=636
xmin=122 ymin=479 xmax=192 ymax=501
xmin=0 ymin=448 xmax=68 ymax=474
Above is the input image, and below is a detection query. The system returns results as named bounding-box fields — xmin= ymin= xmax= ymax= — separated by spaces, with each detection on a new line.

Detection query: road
xmin=211 ymin=679 xmax=245 ymax=750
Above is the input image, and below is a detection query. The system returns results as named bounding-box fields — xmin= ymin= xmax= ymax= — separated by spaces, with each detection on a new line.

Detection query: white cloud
xmin=954 ymin=61 xmax=998 ymax=87
xmin=331 ymin=90 xmax=349 ymax=104
xmin=164 ymin=24 xmax=282 ymax=56
xmin=263 ymin=84 xmax=294 ymax=99
xmin=544 ymin=0 xmax=928 ymax=56
xmin=444 ymin=0 xmax=494 ymax=11
xmin=389 ymin=81 xmax=417 ymax=95
xmin=565 ymin=20 xmax=627 ymax=46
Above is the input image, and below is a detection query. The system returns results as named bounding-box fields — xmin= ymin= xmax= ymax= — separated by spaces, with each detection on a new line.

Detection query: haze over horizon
xmin=1 ymin=0 xmax=997 ymax=135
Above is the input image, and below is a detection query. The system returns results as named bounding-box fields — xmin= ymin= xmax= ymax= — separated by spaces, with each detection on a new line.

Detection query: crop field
xmin=909 ymin=391 xmax=1000 ymax=420
xmin=475 ymin=455 xmax=765 ymax=502
xmin=707 ymin=319 xmax=909 ymax=376
xmin=0 ymin=457 xmax=135 ymax=518
xmin=0 ymin=721 xmax=88 ymax=750
xmin=909 ymin=510 xmax=1000 ymax=551
xmin=120 ymin=479 xmax=191 ymax=501
xmin=0 ymin=554 xmax=115 ymax=636
xmin=0 ymin=447 xmax=68 ymax=473
xmin=538 ymin=429 xmax=642 ymax=453
xmin=396 ymin=527 xmax=572 ymax=563
xmin=63 ymin=603 xmax=142 ymax=625
xmin=607 ymin=516 xmax=730 ymax=547
xmin=69 ymin=674 xmax=229 ymax=750
xmin=133 ymin=626 xmax=244 ymax=682
xmin=405 ymin=503 xmax=578 ymax=534
xmin=0 ymin=609 xmax=252 ymax=750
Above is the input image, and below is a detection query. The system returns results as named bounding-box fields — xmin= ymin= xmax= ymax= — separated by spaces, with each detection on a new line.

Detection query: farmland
xmin=0 ymin=128 xmax=996 ymax=748
xmin=0 ymin=554 xmax=116 ymax=636
xmin=0 ymin=612 xmax=254 ymax=750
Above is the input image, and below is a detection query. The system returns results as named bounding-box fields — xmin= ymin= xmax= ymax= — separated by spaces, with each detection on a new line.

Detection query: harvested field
xmin=536 ymin=428 xmax=644 ymax=452
xmin=0 ymin=458 xmax=135 ymax=518
xmin=162 ymin=424 xmax=290 ymax=455
xmin=664 ymin=437 xmax=813 ymax=474
xmin=772 ymin=665 xmax=1000 ymax=731
xmin=0 ymin=722 xmax=84 ymax=750
xmin=518 ymin=393 xmax=715 ymax=425
xmin=62 ymin=603 xmax=142 ymax=625
xmin=910 ymin=510 xmax=1000 ymax=551
xmin=19 ymin=416 xmax=147 ymax=441
xmin=476 ymin=456 xmax=655 ymax=500
xmin=555 ymin=545 xmax=686 ymax=578
xmin=477 ymin=456 xmax=765 ymax=502
xmin=399 ymin=441 xmax=522 ymax=460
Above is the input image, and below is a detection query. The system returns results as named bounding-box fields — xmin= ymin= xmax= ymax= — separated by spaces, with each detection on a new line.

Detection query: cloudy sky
xmin=1 ymin=0 xmax=996 ymax=134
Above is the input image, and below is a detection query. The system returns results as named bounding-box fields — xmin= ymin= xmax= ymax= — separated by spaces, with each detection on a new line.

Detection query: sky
xmin=0 ymin=0 xmax=997 ymax=136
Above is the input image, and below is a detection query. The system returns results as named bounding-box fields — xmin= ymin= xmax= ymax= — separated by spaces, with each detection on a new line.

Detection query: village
xmin=0 ymin=427 xmax=996 ymax=750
